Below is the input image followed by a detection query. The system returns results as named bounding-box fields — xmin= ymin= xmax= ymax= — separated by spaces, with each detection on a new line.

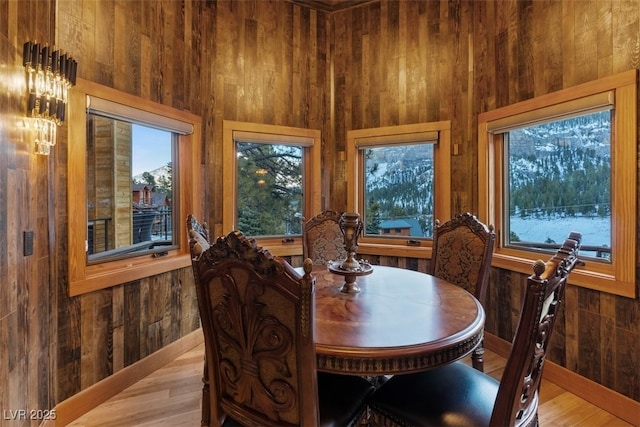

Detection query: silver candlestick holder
xmin=328 ymin=212 xmax=373 ymax=293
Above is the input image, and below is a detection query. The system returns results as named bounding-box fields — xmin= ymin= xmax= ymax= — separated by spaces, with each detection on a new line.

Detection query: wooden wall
xmin=1 ymin=0 xmax=333 ymax=418
xmin=113 ymin=120 xmax=132 ymax=248
xmin=51 ymin=0 xmax=213 ymax=405
xmin=0 ymin=0 xmax=206 ymax=416
xmin=0 ymin=0 xmax=58 ymax=419
xmin=207 ymin=0 xmax=332 ymax=236
xmin=332 ymin=0 xmax=476 ymax=211
xmin=331 ymin=0 xmax=640 ymax=402
xmin=1 ymin=0 xmax=639 ymax=421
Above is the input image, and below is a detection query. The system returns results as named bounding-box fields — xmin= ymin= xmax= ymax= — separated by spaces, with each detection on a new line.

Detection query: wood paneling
xmin=331 ymin=0 xmax=640 ymax=404
xmin=0 ymin=0 xmax=210 ymax=411
xmin=0 ymin=0 xmax=57 ymax=417
xmin=209 ymin=0 xmax=331 ymax=236
xmin=2 ymin=0 xmax=640 ymax=420
xmin=332 ymin=1 xmax=476 ymax=212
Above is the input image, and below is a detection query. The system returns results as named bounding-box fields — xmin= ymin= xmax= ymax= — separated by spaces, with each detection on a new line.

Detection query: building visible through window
xmin=347 ymin=121 xmax=451 ymax=251
xmin=363 ymin=143 xmax=435 ymax=238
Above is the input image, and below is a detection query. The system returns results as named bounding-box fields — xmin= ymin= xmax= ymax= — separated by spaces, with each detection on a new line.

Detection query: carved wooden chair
xmin=302 ymin=210 xmax=348 ymax=265
xmin=187 ymin=214 xmax=211 ymax=257
xmin=190 ymin=229 xmax=374 ymax=426
xmin=186 ymin=214 xmax=212 ymax=427
xmin=369 ymin=232 xmax=582 ymax=427
xmin=430 ymin=212 xmax=495 ymax=371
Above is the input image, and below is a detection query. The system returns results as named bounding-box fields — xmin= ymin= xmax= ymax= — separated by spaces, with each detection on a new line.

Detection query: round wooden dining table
xmin=301 ymin=265 xmax=485 ymax=376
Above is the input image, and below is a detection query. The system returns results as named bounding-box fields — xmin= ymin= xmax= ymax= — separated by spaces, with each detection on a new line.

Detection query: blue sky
xmin=132 ymin=124 xmax=173 ymax=176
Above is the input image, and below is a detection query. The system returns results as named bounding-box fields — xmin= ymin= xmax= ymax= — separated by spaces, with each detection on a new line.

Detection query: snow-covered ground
xmin=509 ymin=216 xmax=610 ymax=248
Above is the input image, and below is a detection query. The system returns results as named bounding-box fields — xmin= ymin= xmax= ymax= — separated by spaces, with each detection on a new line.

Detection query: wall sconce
xmin=23 ymin=41 xmax=77 ymax=155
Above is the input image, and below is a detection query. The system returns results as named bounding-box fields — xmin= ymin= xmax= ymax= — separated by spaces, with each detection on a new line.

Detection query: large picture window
xmin=504 ymin=110 xmax=611 ymax=260
xmin=479 ymin=70 xmax=637 ymax=298
xmin=222 ymin=121 xmax=321 ymax=255
xmin=347 ymin=122 xmax=451 ymax=257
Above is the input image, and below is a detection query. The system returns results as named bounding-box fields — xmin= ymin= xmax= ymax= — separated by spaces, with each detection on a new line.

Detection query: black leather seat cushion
xmin=369 ymin=362 xmax=499 ymax=426
xmin=318 ymin=372 xmax=375 ymax=427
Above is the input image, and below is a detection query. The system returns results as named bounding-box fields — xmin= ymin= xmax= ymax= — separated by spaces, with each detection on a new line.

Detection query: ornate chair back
xmin=191 ymin=230 xmax=320 ymax=426
xmin=187 ymin=213 xmax=211 ymax=257
xmin=491 ymin=232 xmax=581 ymax=426
xmin=368 ymin=232 xmax=581 ymax=427
xmin=430 ymin=212 xmax=495 ymax=370
xmin=302 ymin=210 xmax=347 ymax=265
xmin=430 ymin=212 xmax=495 ymax=301
xmin=186 ymin=214 xmax=212 ymax=426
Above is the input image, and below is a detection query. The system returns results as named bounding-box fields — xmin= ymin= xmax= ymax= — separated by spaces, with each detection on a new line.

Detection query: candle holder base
xmin=328 ymin=260 xmax=373 ymax=293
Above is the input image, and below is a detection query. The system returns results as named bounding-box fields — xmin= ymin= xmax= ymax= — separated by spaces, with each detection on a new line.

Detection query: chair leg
xmin=201 ymin=358 xmax=210 ymax=426
xmin=471 ymin=339 xmax=485 ymax=372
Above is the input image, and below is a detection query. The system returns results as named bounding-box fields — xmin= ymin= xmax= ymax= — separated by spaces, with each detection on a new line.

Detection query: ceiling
xmin=290 ymin=0 xmax=376 ymax=12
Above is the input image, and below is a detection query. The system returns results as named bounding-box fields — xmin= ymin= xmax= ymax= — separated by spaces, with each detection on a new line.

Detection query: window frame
xmin=347 ymin=122 xmax=451 ymax=258
xmin=222 ymin=120 xmax=321 ymax=256
xmin=85 ymin=113 xmax=178 ymax=264
xmin=68 ymin=78 xmax=203 ymax=296
xmin=478 ymin=70 xmax=637 ymax=298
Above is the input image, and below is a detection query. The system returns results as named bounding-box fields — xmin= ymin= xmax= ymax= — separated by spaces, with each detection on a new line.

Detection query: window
xmin=222 ymin=121 xmax=321 ymax=255
xmin=68 ymin=78 xmax=202 ymax=296
xmin=236 ymin=142 xmax=303 ymax=236
xmin=86 ymin=115 xmax=178 ymax=264
xmin=505 ymin=111 xmax=611 ymax=259
xmin=347 ymin=122 xmax=451 ymax=257
xmin=479 ymin=70 xmax=637 ymax=298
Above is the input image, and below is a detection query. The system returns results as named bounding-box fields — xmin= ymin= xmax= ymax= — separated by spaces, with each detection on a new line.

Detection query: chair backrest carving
xmin=186 ymin=213 xmax=211 ymax=257
xmin=430 ymin=212 xmax=495 ymax=305
xmin=192 ymin=230 xmax=318 ymax=426
xmin=302 ymin=210 xmax=347 ymax=265
xmin=186 ymin=213 xmax=213 ymax=426
xmin=491 ymin=232 xmax=581 ymax=426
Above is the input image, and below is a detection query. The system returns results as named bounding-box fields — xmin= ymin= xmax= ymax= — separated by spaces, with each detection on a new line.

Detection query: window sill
xmin=259 ymin=242 xmax=303 ymax=257
xmin=491 ymin=252 xmax=636 ymax=298
xmin=260 ymin=241 xmax=433 ymax=259
xmin=357 ymin=243 xmax=432 ymax=259
xmin=70 ymin=252 xmax=191 ymax=296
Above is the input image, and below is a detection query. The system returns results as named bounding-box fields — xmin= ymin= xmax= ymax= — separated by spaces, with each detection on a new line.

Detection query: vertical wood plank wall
xmin=0 ymin=0 xmax=58 ymax=417
xmin=51 ymin=0 xmax=210 ymax=404
xmin=331 ymin=0 xmax=640 ymax=403
xmin=207 ymin=0 xmax=332 ymax=236
xmin=0 ymin=0 xmax=639 ymax=418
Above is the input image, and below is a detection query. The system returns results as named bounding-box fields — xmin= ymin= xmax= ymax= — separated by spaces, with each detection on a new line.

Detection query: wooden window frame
xmin=346 ymin=122 xmax=451 ymax=259
xmin=222 ymin=120 xmax=321 ymax=256
xmin=68 ymin=78 xmax=202 ymax=296
xmin=478 ymin=70 xmax=637 ymax=298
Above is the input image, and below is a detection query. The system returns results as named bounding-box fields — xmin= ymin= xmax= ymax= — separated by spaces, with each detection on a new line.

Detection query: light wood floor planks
xmin=67 ymin=343 xmax=632 ymax=426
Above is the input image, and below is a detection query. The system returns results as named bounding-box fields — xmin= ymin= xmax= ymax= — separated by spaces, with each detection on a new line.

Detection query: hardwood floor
xmin=67 ymin=343 xmax=632 ymax=426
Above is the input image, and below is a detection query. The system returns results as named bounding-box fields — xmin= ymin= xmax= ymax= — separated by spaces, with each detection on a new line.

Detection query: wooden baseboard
xmin=51 ymin=329 xmax=204 ymax=427
xmin=484 ymin=333 xmax=640 ymax=426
